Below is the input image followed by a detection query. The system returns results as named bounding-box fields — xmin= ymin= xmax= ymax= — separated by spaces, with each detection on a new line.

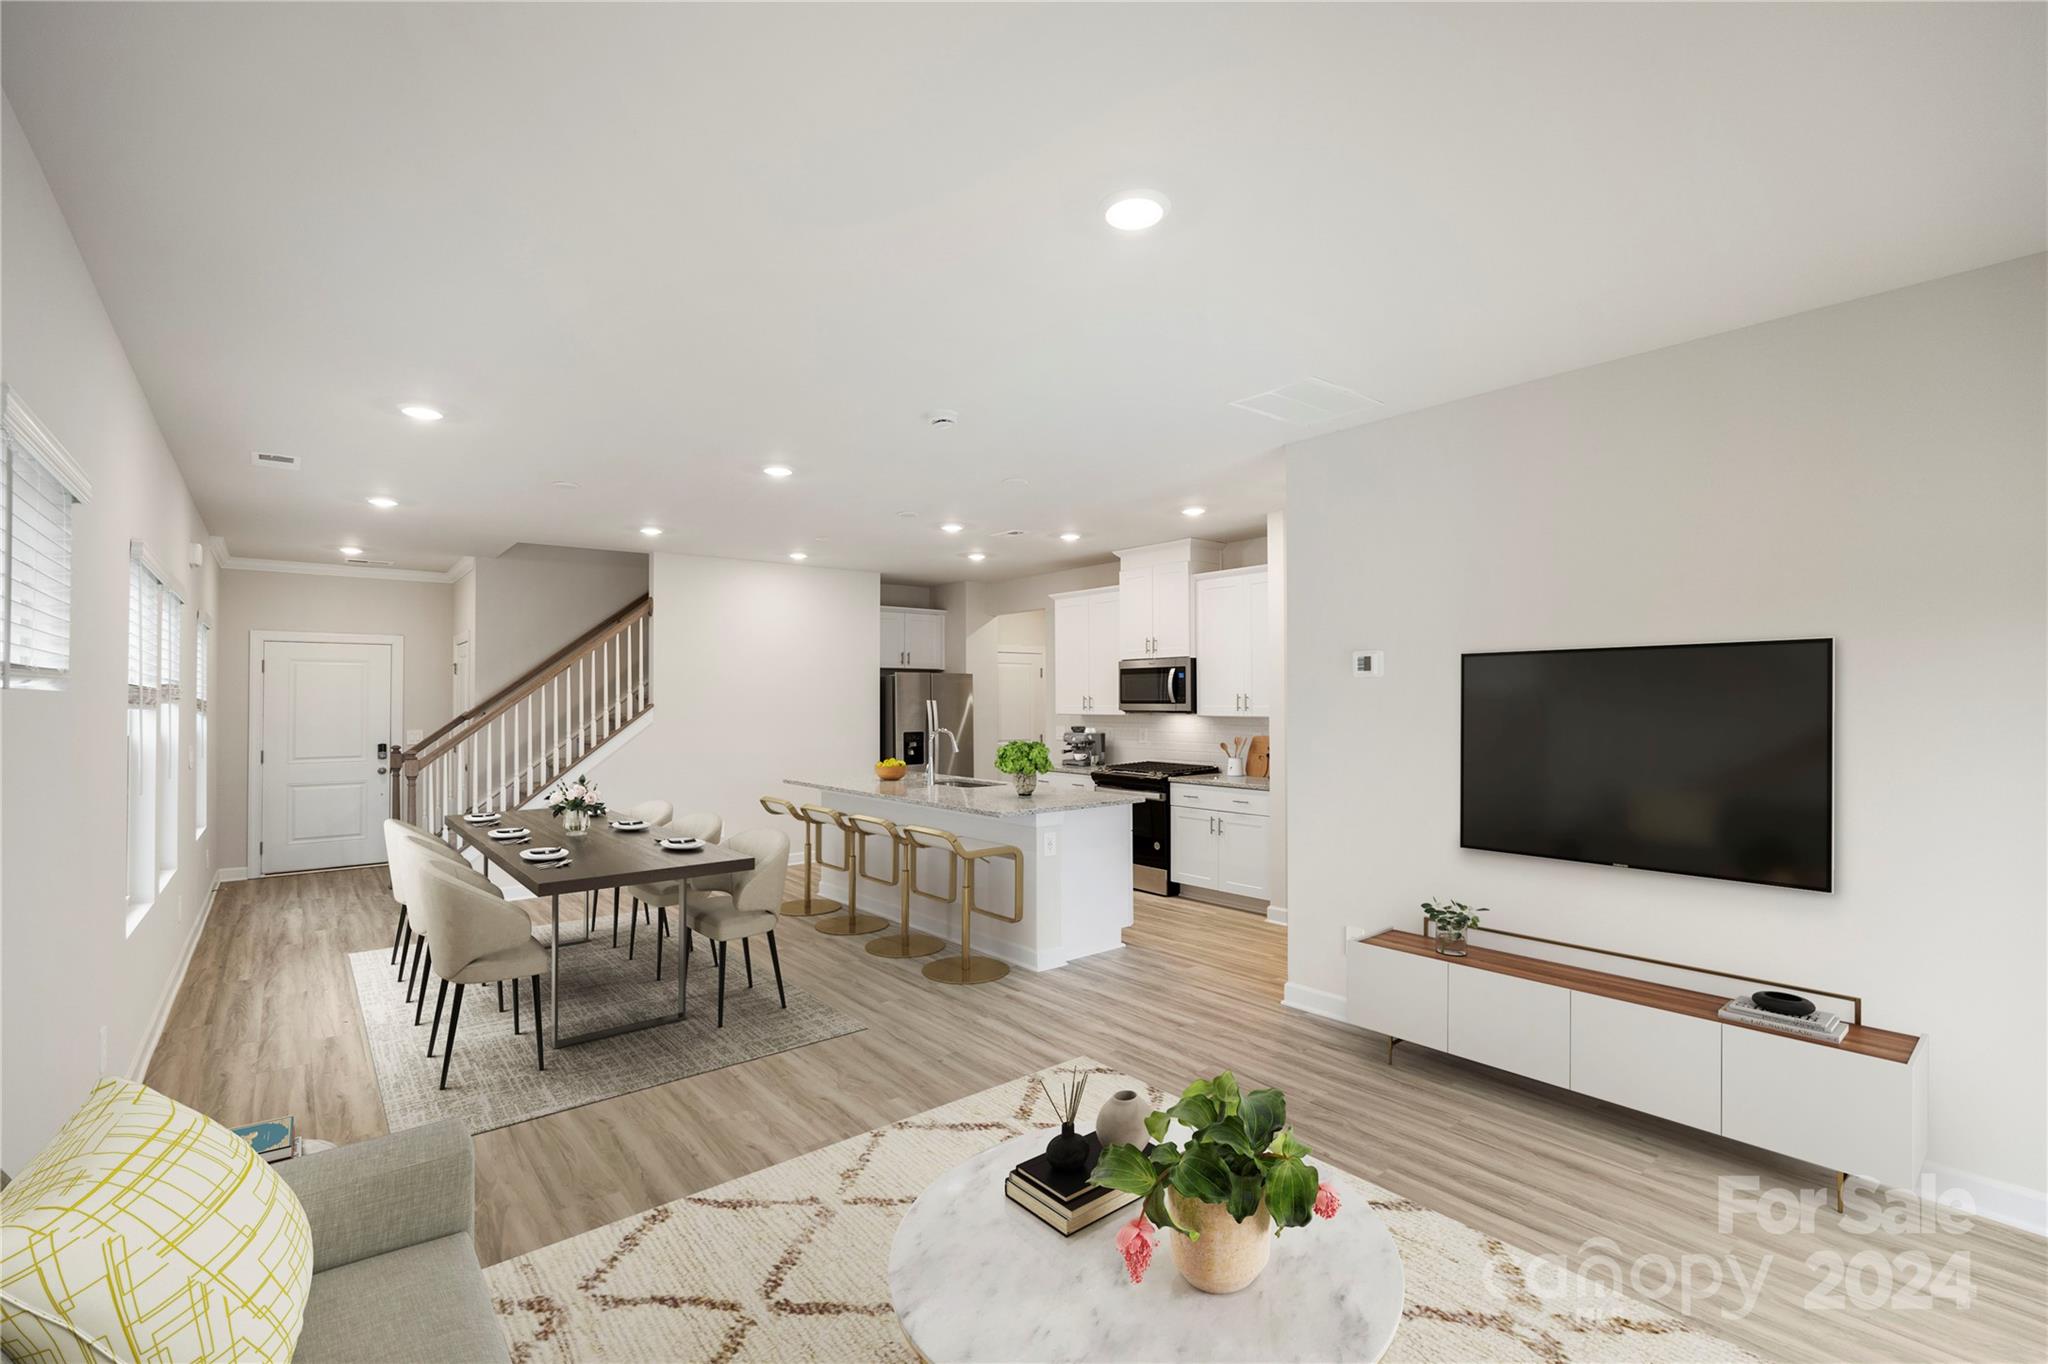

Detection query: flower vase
xmin=1433 ymin=926 xmax=1467 ymax=957
xmin=562 ymin=809 xmax=591 ymax=836
xmin=1045 ymin=1121 xmax=1090 ymax=1177
xmin=1093 ymin=1090 xmax=1151 ymax=1150
xmin=1011 ymin=770 xmax=1039 ymax=797
xmin=1166 ymin=1190 xmax=1272 ymax=1293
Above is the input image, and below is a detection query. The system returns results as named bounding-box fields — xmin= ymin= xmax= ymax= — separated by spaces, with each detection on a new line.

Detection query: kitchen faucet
xmin=926 ymin=698 xmax=961 ymax=787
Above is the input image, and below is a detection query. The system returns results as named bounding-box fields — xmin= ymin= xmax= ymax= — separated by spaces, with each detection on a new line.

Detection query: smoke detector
xmin=925 ymin=409 xmax=959 ymax=428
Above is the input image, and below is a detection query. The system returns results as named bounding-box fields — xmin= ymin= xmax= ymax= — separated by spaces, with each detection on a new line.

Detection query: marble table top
xmin=888 ymin=1129 xmax=1403 ymax=1363
xmin=788 ymin=775 xmax=1148 ymax=821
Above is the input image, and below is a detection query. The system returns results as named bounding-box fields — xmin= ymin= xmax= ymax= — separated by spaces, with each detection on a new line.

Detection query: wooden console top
xmin=1360 ymin=930 xmax=1919 ymax=1063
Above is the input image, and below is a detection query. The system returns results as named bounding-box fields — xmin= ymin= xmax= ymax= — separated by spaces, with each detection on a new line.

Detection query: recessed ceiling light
xmin=1060 ymin=532 xmax=1082 ymax=542
xmin=339 ymin=546 xmax=364 ymax=557
xmin=551 ymin=480 xmax=580 ymax=490
xmin=1104 ymin=191 xmax=1169 ymax=232
xmin=763 ymin=465 xmax=794 ymax=479
xmin=789 ymin=551 xmax=808 ymax=561
xmin=366 ymin=496 xmax=398 ymax=509
xmin=1181 ymin=506 xmax=1207 ymax=518
xmin=639 ymin=526 xmax=663 ymax=537
xmin=940 ymin=523 xmax=963 ymax=534
xmin=1002 ymin=477 xmax=1030 ymax=489
xmin=967 ymin=552 xmax=987 ymax=562
xmin=398 ymin=404 xmax=443 ymax=422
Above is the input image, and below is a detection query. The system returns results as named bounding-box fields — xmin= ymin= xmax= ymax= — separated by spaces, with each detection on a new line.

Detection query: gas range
xmin=1090 ymin=761 xmax=1220 ymax=896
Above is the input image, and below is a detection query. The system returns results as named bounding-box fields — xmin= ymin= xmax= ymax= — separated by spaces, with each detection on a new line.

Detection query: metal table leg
xmin=550 ymin=893 xmax=560 ymax=1045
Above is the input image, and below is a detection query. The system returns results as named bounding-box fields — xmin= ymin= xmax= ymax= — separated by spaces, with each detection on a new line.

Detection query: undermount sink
xmin=927 ymin=775 xmax=1000 ymax=787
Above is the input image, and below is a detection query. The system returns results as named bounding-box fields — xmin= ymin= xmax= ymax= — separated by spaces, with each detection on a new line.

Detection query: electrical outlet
xmin=1042 ymin=829 xmax=1058 ymax=857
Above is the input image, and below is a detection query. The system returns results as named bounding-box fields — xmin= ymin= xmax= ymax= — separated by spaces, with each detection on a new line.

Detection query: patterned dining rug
xmin=346 ymin=926 xmax=864 ymax=1135
xmin=487 ymin=1058 xmax=1758 ymax=1363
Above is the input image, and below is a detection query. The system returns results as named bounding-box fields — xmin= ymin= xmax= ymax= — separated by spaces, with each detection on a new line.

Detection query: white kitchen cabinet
xmin=1168 ymin=782 xmax=1270 ymax=900
xmin=1193 ymin=567 xmax=1269 ymax=716
xmin=880 ymin=607 xmax=945 ymax=669
xmin=1114 ymin=540 xmax=1220 ymax=660
xmin=1050 ymin=588 xmax=1123 ymax=716
xmin=1168 ymin=808 xmax=1218 ymax=889
xmin=1216 ymin=812 xmax=1269 ymax=897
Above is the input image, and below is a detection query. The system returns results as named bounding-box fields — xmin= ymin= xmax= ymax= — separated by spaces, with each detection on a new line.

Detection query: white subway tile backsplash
xmin=1061 ymin=713 xmax=1268 ymax=768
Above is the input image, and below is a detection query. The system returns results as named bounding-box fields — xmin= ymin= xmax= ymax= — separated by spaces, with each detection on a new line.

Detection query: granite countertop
xmin=1172 ymin=772 xmax=1271 ymax=791
xmin=787 ymin=774 xmax=1147 ymax=821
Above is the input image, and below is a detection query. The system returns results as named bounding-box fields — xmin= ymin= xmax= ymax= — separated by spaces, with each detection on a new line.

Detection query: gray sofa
xmin=276 ymin=1119 xmax=509 ymax=1363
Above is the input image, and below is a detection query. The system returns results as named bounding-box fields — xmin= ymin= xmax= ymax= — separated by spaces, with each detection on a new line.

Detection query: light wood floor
xmin=149 ymin=866 xmax=2046 ymax=1363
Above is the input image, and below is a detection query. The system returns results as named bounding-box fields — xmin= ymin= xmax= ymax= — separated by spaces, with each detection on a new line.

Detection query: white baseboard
xmin=1265 ymin=902 xmax=1288 ymax=926
xmin=1282 ymin=979 xmax=1346 ymax=1023
xmin=1921 ymin=1163 xmax=2048 ymax=1238
xmin=131 ymin=868 xmax=230 ymax=1080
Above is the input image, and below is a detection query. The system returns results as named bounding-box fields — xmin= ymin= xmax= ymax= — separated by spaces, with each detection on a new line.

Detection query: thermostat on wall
xmin=1352 ymin=650 xmax=1385 ymax=678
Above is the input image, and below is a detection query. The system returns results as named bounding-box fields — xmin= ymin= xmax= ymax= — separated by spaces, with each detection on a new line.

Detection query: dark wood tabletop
xmin=445 ymin=810 xmax=754 ymax=898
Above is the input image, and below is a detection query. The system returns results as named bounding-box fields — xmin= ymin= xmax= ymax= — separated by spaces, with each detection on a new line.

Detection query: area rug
xmin=346 ymin=930 xmax=864 ymax=1135
xmin=487 ymin=1058 xmax=1758 ymax=1363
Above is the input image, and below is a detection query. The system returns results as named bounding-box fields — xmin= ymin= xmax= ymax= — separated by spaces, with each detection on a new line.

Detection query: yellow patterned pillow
xmin=2 ymin=1077 xmax=312 ymax=1363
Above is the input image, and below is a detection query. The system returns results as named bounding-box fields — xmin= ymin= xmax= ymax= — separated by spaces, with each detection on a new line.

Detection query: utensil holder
xmin=1226 ymin=757 xmax=1245 ymax=777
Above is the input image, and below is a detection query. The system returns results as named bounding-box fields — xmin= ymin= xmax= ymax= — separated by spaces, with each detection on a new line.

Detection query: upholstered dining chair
xmin=596 ymin=799 xmax=674 ymax=945
xmin=625 ymin=812 xmax=723 ymax=972
xmin=678 ymin=828 xmax=792 ymax=1027
xmin=385 ymin=821 xmax=503 ymax=1022
xmin=409 ymin=858 xmax=549 ymax=1086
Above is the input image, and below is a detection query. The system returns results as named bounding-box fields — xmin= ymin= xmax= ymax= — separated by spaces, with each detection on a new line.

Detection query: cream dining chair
xmin=385 ymin=820 xmax=504 ymax=1020
xmin=409 ymin=857 xmax=550 ymax=1085
xmin=596 ymin=799 xmax=674 ymax=945
xmin=625 ymin=812 xmax=723 ymax=972
xmin=677 ymin=828 xmax=792 ymax=1027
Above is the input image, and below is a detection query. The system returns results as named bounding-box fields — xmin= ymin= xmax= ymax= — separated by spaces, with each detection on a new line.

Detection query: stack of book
xmin=1005 ymin=1133 xmax=1137 ymax=1235
xmin=231 ymin=1116 xmax=300 ymax=1164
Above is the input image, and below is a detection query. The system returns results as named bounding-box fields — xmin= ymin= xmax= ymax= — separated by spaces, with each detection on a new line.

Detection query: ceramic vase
xmin=1166 ymin=1191 xmax=1272 ymax=1293
xmin=1011 ymin=770 xmax=1039 ymax=796
xmin=1045 ymin=1121 xmax=1090 ymax=1176
xmin=1093 ymin=1089 xmax=1151 ymax=1150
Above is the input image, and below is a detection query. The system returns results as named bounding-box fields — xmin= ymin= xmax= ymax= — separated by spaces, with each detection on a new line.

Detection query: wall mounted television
xmin=1460 ymin=639 xmax=1833 ymax=892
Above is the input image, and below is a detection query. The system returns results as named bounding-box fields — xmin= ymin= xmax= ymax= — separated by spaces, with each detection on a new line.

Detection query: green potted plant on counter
xmin=1420 ymin=897 xmax=1487 ymax=956
xmin=1089 ymin=1072 xmax=1340 ymax=1294
xmin=994 ymin=739 xmax=1053 ymax=796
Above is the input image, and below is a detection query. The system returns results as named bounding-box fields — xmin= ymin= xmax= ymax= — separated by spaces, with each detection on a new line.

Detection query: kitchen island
xmin=786 ymin=774 xmax=1144 ymax=971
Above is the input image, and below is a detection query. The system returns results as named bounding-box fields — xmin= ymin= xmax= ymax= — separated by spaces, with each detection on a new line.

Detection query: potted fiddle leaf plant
xmin=1089 ymin=1072 xmax=1340 ymax=1294
xmin=1420 ymin=898 xmax=1486 ymax=956
xmin=995 ymin=739 xmax=1053 ymax=796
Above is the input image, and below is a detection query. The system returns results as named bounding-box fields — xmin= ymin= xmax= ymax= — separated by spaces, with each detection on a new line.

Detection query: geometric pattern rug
xmin=486 ymin=1059 xmax=1759 ymax=1363
xmin=346 ymin=929 xmax=864 ymax=1136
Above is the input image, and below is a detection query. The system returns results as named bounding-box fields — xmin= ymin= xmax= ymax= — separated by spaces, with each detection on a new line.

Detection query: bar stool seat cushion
xmin=683 ymin=892 xmax=776 ymax=942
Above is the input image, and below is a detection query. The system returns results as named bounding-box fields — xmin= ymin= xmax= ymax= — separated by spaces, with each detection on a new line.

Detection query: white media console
xmin=1345 ymin=930 xmax=1928 ymax=1198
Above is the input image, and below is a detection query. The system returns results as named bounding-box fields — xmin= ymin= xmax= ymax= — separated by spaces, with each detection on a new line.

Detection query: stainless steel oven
xmin=1091 ymin=760 xmax=1218 ymax=894
xmin=1117 ymin=657 xmax=1195 ymax=712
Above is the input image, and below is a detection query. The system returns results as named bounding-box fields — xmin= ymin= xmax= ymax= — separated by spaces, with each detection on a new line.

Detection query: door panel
xmin=1245 ymin=573 xmax=1270 ymax=715
xmin=879 ymin=610 xmax=906 ymax=667
xmin=1216 ymin=812 xmax=1269 ymax=898
xmin=1087 ymin=594 xmax=1124 ymax=714
xmin=261 ymin=640 xmax=393 ymax=874
xmin=1195 ymin=576 xmax=1246 ymax=716
xmin=1117 ymin=568 xmax=1152 ymax=658
xmin=1169 ymin=808 xmax=1216 ymax=888
xmin=1150 ymin=564 xmax=1191 ymax=656
xmin=904 ymin=612 xmax=945 ymax=669
xmin=1052 ymin=598 xmax=1088 ymax=714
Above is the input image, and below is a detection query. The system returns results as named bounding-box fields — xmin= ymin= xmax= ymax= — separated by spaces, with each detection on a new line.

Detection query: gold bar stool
xmin=910 ymin=828 xmax=1023 ymax=985
xmin=759 ymin=796 xmax=842 ymax=918
xmin=868 ymin=823 xmax=948 ymax=960
xmin=812 ymin=808 xmax=889 ymax=936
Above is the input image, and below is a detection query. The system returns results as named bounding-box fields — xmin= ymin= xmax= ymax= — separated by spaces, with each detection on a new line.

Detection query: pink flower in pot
xmin=1116 ymin=1212 xmax=1157 ymax=1284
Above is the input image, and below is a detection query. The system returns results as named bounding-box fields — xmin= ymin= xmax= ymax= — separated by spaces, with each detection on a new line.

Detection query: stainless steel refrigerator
xmin=881 ymin=671 xmax=975 ymax=777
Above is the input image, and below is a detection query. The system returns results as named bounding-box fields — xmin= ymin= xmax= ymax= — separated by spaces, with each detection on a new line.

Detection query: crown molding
xmin=2 ymin=385 xmax=94 ymax=503
xmin=216 ymin=548 xmax=473 ymax=584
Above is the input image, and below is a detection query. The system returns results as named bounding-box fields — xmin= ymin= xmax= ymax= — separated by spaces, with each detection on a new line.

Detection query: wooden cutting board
xmin=1246 ymin=735 xmax=1270 ymax=777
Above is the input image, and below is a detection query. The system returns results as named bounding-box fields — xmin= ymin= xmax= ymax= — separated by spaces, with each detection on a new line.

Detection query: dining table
xmin=445 ymin=810 xmax=754 ymax=1048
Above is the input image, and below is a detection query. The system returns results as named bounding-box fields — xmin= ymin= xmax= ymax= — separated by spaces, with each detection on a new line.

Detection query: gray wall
xmin=1284 ymin=256 xmax=2046 ymax=1195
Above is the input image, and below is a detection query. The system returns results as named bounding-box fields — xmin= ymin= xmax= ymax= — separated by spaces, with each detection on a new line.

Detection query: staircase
xmin=390 ymin=595 xmax=652 ymax=830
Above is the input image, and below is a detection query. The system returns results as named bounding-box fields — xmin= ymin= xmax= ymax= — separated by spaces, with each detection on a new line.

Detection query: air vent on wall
xmin=1230 ymin=378 xmax=1382 ymax=426
xmin=997 ymin=529 xmax=1027 ymax=537
xmin=345 ymin=557 xmax=396 ymax=567
xmin=251 ymin=450 xmax=301 ymax=469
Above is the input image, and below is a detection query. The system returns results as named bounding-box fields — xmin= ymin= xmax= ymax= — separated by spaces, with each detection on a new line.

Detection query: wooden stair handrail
xmin=401 ymin=595 xmax=651 ymax=766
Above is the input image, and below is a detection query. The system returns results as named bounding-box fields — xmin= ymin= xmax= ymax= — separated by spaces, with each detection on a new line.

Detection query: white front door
xmin=260 ymin=640 xmax=394 ymax=874
xmin=996 ymin=651 xmax=1045 ymax=749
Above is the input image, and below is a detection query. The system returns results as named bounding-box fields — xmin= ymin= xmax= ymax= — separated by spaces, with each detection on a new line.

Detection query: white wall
xmin=470 ymin=543 xmax=647 ymax=696
xmin=212 ymin=568 xmax=458 ymax=869
xmin=585 ymin=553 xmax=878 ymax=843
xmin=1285 ymin=257 xmax=2046 ymax=1201
xmin=1 ymin=98 xmax=221 ymax=1167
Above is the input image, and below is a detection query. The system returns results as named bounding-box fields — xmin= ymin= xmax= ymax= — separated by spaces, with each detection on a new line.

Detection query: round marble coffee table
xmin=889 ymin=1129 xmax=1403 ymax=1362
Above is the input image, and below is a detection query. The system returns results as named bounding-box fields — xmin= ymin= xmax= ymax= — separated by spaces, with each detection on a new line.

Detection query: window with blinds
xmin=127 ymin=548 xmax=183 ymax=930
xmin=195 ymin=619 xmax=211 ymax=834
xmin=2 ymin=431 xmax=77 ymax=687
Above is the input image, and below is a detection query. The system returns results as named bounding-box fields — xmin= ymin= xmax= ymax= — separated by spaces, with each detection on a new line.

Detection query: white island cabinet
xmin=788 ymin=774 xmax=1145 ymax=971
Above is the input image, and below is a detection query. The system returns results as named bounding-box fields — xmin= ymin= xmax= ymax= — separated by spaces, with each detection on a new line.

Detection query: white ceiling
xmin=4 ymin=3 xmax=2041 ymax=581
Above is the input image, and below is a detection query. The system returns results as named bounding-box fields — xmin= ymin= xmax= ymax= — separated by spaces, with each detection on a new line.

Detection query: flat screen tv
xmin=1461 ymin=639 xmax=1833 ymax=891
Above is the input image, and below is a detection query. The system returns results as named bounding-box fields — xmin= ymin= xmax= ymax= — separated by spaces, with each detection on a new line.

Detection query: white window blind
xmin=127 ymin=548 xmax=182 ymax=928
xmin=3 ymin=432 xmax=77 ymax=686
xmin=195 ymin=619 xmax=211 ymax=834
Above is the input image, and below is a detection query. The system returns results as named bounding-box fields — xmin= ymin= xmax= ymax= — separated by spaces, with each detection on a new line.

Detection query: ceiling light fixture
xmin=967 ymin=552 xmax=987 ymax=562
xmin=366 ymin=496 xmax=398 ymax=509
xmin=551 ymin=480 xmax=580 ymax=490
xmin=940 ymin=523 xmax=963 ymax=534
xmin=789 ymin=551 xmax=808 ymax=561
xmin=763 ymin=464 xmax=794 ymax=479
xmin=1060 ymin=532 xmax=1082 ymax=542
xmin=1104 ymin=190 xmax=1169 ymax=232
xmin=639 ymin=526 xmax=663 ymax=537
xmin=398 ymin=404 xmax=443 ymax=422
xmin=1181 ymin=506 xmax=1207 ymax=518
xmin=339 ymin=546 xmax=364 ymax=557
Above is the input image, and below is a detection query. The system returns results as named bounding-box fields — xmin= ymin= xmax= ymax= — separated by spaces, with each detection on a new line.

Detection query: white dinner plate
xmin=463 ymin=811 xmax=500 ymax=824
xmin=658 ymin=837 xmax=704 ymax=852
xmin=519 ymin=846 xmax=570 ymax=862
xmin=609 ymin=819 xmax=648 ymax=831
xmin=487 ymin=828 xmax=531 ymax=841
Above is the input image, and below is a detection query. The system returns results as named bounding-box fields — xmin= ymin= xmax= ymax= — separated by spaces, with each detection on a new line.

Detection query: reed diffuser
xmin=1044 ymin=1068 xmax=1092 ymax=1176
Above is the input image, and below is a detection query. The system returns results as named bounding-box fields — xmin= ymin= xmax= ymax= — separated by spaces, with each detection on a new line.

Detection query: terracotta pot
xmin=1166 ymin=1191 xmax=1272 ymax=1294
xmin=1093 ymin=1090 xmax=1151 ymax=1150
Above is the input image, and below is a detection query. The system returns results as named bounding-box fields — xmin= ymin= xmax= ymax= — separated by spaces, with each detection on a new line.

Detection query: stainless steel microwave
xmin=1118 ymin=657 xmax=1195 ymax=712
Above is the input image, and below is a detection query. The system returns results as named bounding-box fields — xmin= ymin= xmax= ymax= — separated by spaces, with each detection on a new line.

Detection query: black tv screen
xmin=1461 ymin=639 xmax=1833 ymax=891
